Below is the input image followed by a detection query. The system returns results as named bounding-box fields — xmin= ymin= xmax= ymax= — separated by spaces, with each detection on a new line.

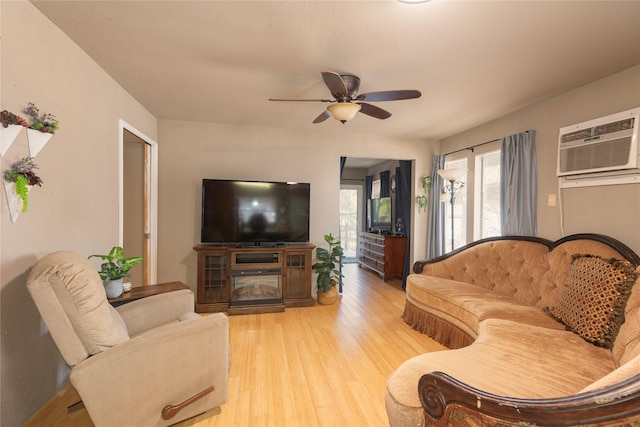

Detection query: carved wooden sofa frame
xmin=409 ymin=234 xmax=640 ymax=426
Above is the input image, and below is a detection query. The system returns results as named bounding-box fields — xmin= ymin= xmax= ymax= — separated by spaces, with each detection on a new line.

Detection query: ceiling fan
xmin=269 ymin=71 xmax=421 ymax=124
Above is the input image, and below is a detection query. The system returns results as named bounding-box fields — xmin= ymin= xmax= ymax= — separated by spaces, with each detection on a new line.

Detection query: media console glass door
xmin=231 ymin=268 xmax=282 ymax=305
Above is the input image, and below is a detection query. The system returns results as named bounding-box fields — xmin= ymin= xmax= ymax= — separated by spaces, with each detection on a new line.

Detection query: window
xmin=442 ymin=142 xmax=501 ymax=252
xmin=474 ymin=149 xmax=501 ymax=240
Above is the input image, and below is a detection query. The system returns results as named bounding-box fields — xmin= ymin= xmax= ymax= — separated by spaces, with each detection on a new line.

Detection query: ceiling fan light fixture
xmin=327 ymin=102 xmax=361 ymax=123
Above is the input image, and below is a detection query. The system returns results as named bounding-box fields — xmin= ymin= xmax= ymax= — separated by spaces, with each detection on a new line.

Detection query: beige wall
xmin=439 ymin=65 xmax=640 ymax=253
xmin=0 ymin=3 xmax=157 ymax=425
xmin=156 ymin=120 xmax=433 ymax=291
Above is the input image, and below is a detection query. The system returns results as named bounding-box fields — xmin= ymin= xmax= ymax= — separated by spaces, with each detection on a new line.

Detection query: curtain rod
xmin=443 ymin=130 xmax=532 ymax=157
xmin=443 ymin=138 xmax=500 ymax=157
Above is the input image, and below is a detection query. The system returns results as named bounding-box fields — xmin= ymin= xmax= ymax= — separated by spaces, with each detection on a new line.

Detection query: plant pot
xmin=26 ymin=128 xmax=53 ymax=157
xmin=0 ymin=124 xmax=24 ymax=157
xmin=103 ymin=278 xmax=124 ymax=298
xmin=317 ymin=285 xmax=338 ymax=305
xmin=3 ymin=180 xmax=31 ymax=223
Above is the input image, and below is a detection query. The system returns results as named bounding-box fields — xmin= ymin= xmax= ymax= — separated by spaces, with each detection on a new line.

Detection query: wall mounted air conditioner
xmin=557 ymin=107 xmax=640 ymax=188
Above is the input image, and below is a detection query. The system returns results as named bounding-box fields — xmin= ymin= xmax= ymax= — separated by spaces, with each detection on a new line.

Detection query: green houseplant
xmin=23 ymin=102 xmax=59 ymax=134
xmin=312 ymin=233 xmax=344 ymax=305
xmin=89 ymin=246 xmax=143 ymax=298
xmin=3 ymin=156 xmax=43 ymax=212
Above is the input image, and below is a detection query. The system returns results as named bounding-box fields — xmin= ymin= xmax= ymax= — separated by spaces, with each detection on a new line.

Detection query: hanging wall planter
xmin=3 ymin=180 xmax=31 ymax=223
xmin=22 ymin=102 xmax=59 ymax=157
xmin=3 ymin=156 xmax=43 ymax=222
xmin=1 ymin=110 xmax=29 ymax=157
xmin=0 ymin=104 xmax=59 ymax=223
xmin=26 ymin=129 xmax=53 ymax=157
xmin=0 ymin=124 xmax=25 ymax=157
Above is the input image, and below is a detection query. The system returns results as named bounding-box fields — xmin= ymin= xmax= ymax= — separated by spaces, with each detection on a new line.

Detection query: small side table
xmin=108 ymin=281 xmax=189 ymax=306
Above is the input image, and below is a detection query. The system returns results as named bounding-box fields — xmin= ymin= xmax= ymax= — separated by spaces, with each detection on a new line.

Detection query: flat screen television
xmin=201 ymin=179 xmax=310 ymax=245
xmin=367 ymin=197 xmax=392 ymax=233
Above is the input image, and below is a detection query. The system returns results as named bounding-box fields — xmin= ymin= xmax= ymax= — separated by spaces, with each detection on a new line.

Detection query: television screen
xmin=201 ymin=179 xmax=310 ymax=245
xmin=367 ymin=197 xmax=392 ymax=232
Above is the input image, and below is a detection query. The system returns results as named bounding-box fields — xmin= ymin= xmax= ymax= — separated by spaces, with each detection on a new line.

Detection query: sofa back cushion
xmin=420 ymin=239 xmax=551 ymax=306
xmin=420 ymin=238 xmax=635 ymax=311
xmin=539 ymin=240 xmax=630 ymax=307
xmin=27 ymin=251 xmax=130 ymax=366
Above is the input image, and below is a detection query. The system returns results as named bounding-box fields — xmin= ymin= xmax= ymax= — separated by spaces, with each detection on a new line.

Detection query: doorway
xmin=340 ymin=184 xmax=362 ymax=263
xmin=120 ymin=120 xmax=158 ymax=286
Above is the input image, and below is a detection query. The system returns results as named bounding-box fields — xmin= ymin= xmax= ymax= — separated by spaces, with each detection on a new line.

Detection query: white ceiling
xmin=31 ymin=1 xmax=640 ymax=141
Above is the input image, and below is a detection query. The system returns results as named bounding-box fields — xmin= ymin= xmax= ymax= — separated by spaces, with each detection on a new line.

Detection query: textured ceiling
xmin=31 ymin=1 xmax=640 ymax=140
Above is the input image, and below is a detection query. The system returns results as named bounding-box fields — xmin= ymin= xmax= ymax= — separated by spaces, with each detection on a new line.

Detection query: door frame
xmin=118 ymin=119 xmax=158 ymax=285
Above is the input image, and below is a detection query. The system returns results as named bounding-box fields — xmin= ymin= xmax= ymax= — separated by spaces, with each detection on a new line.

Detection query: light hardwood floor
xmin=25 ymin=263 xmax=445 ymax=427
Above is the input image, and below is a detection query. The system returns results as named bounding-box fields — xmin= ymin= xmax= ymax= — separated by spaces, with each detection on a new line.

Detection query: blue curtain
xmin=339 ymin=156 xmax=347 ymax=292
xmin=426 ymin=155 xmax=446 ymax=259
xmin=365 ymin=175 xmax=373 ymax=231
xmin=500 ymin=130 xmax=537 ymax=236
xmin=380 ymin=170 xmax=390 ymax=198
xmin=397 ymin=161 xmax=412 ymax=289
xmin=394 ymin=166 xmax=401 ymax=233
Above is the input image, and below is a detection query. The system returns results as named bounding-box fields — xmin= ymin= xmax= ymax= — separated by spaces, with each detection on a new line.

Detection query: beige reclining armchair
xmin=27 ymin=251 xmax=229 ymax=426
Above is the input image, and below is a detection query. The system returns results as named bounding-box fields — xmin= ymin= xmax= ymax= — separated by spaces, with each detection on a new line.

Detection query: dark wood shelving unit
xmin=358 ymin=232 xmax=406 ymax=280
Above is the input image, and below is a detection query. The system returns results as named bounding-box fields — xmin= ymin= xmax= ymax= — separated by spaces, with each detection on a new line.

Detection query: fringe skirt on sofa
xmin=402 ymin=300 xmax=474 ymax=349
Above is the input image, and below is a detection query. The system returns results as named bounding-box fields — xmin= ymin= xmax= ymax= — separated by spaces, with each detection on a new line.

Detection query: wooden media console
xmin=193 ymin=244 xmax=315 ymax=314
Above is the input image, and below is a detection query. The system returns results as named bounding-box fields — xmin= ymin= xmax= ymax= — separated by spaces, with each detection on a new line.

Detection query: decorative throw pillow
xmin=546 ymin=254 xmax=637 ymax=349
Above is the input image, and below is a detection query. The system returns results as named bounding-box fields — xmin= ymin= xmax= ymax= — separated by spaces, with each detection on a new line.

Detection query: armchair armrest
xmin=70 ymin=313 xmax=229 ymax=426
xmin=116 ymin=289 xmax=195 ymax=336
xmin=419 ymin=371 xmax=640 ymax=426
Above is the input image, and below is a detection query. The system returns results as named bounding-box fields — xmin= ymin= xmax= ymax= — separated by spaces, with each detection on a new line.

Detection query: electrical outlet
xmin=548 ymin=194 xmax=556 ymax=207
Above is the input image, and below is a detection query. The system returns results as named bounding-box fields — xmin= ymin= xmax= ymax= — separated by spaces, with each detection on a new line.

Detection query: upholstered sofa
xmin=385 ymin=234 xmax=640 ymax=426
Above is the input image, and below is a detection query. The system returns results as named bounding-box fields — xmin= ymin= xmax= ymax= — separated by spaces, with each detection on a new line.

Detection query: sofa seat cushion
xmin=385 ymin=319 xmax=616 ymax=427
xmin=406 ymin=274 xmax=565 ymax=340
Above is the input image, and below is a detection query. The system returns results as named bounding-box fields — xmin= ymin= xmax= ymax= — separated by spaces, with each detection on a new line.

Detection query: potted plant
xmin=89 ymin=246 xmax=143 ymax=298
xmin=312 ymin=233 xmax=344 ymax=305
xmin=23 ymin=102 xmax=59 ymax=156
xmin=23 ymin=102 xmax=59 ymax=134
xmin=1 ymin=110 xmax=29 ymax=128
xmin=3 ymin=156 xmax=43 ymax=213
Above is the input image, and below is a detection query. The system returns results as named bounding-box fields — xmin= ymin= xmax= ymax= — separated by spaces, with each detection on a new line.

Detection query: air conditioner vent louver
xmin=561 ymin=118 xmax=635 ymax=144
xmin=595 ymin=118 xmax=634 ymax=136
xmin=557 ymin=108 xmax=640 ymax=188
xmin=561 ymin=129 xmax=593 ymax=143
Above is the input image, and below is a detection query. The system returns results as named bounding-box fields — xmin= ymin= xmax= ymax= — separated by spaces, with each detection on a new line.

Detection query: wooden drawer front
xmin=365 ymin=258 xmax=377 ymax=269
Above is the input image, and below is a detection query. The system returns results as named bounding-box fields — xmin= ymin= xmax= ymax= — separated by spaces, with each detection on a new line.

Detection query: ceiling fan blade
xmin=312 ymin=110 xmax=331 ymax=123
xmin=355 ymin=90 xmax=421 ymax=102
xmin=269 ymin=98 xmax=333 ymax=102
xmin=357 ymin=102 xmax=392 ymax=120
xmin=321 ymin=71 xmax=349 ymax=98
